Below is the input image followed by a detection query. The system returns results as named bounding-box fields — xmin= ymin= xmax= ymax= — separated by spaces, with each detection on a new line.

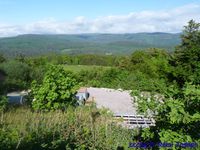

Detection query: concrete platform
xmin=87 ymin=87 xmax=136 ymax=115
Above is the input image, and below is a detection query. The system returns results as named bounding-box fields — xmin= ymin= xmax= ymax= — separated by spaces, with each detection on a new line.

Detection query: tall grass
xmin=0 ymin=106 xmax=135 ymax=150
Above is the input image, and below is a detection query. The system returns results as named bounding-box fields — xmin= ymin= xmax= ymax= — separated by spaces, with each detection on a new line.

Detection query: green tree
xmin=32 ymin=65 xmax=79 ymax=111
xmin=0 ymin=54 xmax=6 ymax=63
xmin=0 ymin=60 xmax=31 ymax=90
xmin=134 ymin=20 xmax=200 ymax=149
xmin=130 ymin=48 xmax=171 ymax=79
xmin=174 ymin=20 xmax=200 ymax=86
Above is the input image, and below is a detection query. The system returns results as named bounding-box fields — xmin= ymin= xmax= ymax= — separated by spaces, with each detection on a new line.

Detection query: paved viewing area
xmin=87 ymin=87 xmax=136 ymax=115
xmin=87 ymin=87 xmax=155 ymax=128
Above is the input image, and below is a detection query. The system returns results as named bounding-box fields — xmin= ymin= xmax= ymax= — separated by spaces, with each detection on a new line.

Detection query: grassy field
xmin=63 ymin=65 xmax=112 ymax=73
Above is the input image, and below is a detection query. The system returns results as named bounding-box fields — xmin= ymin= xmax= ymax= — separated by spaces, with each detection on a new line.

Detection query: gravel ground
xmin=87 ymin=87 xmax=137 ymax=115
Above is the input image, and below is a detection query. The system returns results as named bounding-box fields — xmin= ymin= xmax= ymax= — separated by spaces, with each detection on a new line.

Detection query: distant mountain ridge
xmin=0 ymin=33 xmax=181 ymax=56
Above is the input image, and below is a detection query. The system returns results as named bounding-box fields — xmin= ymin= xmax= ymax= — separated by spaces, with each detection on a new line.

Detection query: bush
xmin=133 ymin=84 xmax=200 ymax=149
xmin=31 ymin=65 xmax=79 ymax=111
xmin=0 ymin=60 xmax=31 ymax=91
xmin=0 ymin=95 xmax=8 ymax=111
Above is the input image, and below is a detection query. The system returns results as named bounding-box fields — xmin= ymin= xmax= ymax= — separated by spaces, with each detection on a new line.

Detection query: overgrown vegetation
xmin=0 ymin=20 xmax=199 ymax=149
xmin=134 ymin=19 xmax=200 ymax=149
xmin=0 ymin=107 xmax=134 ymax=150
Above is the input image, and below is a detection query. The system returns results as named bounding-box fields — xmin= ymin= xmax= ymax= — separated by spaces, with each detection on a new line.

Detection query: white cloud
xmin=0 ymin=3 xmax=200 ymax=37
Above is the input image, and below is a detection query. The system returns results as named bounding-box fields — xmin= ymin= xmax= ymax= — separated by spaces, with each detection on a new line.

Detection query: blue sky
xmin=0 ymin=0 xmax=199 ymax=23
xmin=0 ymin=0 xmax=199 ymax=36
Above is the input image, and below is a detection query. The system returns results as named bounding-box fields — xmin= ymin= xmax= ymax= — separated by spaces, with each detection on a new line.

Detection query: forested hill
xmin=0 ymin=33 xmax=181 ymax=56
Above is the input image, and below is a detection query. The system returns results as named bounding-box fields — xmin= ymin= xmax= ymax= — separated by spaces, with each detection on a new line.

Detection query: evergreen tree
xmin=174 ymin=20 xmax=200 ymax=86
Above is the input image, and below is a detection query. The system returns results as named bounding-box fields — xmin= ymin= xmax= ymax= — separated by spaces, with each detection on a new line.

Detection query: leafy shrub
xmin=0 ymin=95 xmax=8 ymax=111
xmin=32 ymin=65 xmax=79 ymax=111
xmin=0 ymin=60 xmax=31 ymax=91
xmin=133 ymin=84 xmax=200 ymax=149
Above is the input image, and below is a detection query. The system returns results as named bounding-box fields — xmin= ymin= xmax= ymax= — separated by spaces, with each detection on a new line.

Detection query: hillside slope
xmin=0 ymin=33 xmax=181 ymax=56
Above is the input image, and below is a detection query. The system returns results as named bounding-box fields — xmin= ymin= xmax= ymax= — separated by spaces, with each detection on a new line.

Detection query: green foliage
xmin=76 ymin=66 xmax=168 ymax=92
xmin=134 ymin=84 xmax=200 ymax=149
xmin=0 ymin=95 xmax=8 ymax=111
xmin=174 ymin=20 xmax=200 ymax=86
xmin=0 ymin=54 xmax=6 ymax=63
xmin=0 ymin=50 xmax=170 ymax=93
xmin=30 ymin=65 xmax=47 ymax=84
xmin=0 ymin=107 xmax=132 ymax=150
xmin=0 ymin=60 xmax=31 ymax=91
xmin=0 ymin=20 xmax=199 ymax=150
xmin=130 ymin=48 xmax=171 ymax=78
xmin=0 ymin=60 xmax=30 ymax=81
xmin=132 ymin=21 xmax=200 ymax=149
xmin=32 ymin=65 xmax=79 ymax=111
xmin=64 ymin=65 xmax=112 ymax=73
xmin=73 ymin=54 xmax=120 ymax=66
xmin=73 ymin=49 xmax=170 ymax=92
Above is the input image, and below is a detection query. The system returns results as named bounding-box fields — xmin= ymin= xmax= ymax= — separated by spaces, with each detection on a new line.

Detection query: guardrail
xmin=114 ymin=114 xmax=155 ymax=129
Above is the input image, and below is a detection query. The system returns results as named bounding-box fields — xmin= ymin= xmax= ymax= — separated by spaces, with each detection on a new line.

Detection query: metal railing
xmin=114 ymin=114 xmax=155 ymax=129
